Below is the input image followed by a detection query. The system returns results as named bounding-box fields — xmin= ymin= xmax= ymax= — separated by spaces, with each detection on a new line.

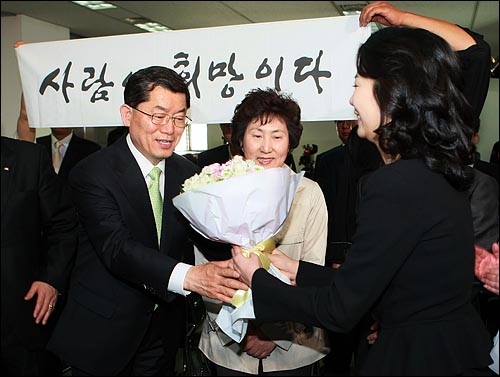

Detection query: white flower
xmin=181 ymin=156 xmax=264 ymax=193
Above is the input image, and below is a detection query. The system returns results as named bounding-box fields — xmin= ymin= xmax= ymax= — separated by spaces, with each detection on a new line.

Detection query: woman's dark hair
xmin=356 ymin=26 xmax=475 ymax=190
xmin=123 ymin=66 xmax=190 ymax=109
xmin=231 ymin=88 xmax=303 ymax=154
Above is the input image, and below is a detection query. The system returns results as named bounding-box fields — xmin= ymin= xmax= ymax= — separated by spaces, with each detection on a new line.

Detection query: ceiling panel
xmin=113 ymin=1 xmax=253 ymax=30
xmin=391 ymin=1 xmax=478 ymax=27
xmin=223 ymin=1 xmax=342 ymax=22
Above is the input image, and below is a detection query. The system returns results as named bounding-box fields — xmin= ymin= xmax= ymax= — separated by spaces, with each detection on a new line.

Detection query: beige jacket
xmin=197 ymin=174 xmax=329 ymax=374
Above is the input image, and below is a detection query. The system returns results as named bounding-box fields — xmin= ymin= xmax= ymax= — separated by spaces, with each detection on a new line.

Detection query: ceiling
xmin=1 ymin=1 xmax=498 ymax=59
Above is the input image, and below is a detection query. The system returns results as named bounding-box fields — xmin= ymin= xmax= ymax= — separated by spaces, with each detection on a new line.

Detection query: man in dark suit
xmin=47 ymin=66 xmax=247 ymax=376
xmin=16 ymin=94 xmax=101 ymax=180
xmin=313 ymin=120 xmax=359 ymax=268
xmin=197 ymin=123 xmax=237 ymax=168
xmin=470 ymin=121 xmax=499 ymax=183
xmin=313 ymin=123 xmax=382 ymax=376
xmin=1 ymin=137 xmax=78 ymax=376
xmin=36 ymin=128 xmax=101 ymax=181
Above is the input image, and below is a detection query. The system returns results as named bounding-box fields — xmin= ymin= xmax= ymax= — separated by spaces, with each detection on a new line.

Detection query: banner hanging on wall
xmin=16 ymin=15 xmax=370 ymax=128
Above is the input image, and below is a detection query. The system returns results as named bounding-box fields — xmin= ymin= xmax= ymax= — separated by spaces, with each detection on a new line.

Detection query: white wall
xmin=1 ymin=15 xmax=69 ymax=138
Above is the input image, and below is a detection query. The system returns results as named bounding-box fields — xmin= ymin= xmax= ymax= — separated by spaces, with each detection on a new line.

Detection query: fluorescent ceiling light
xmin=342 ymin=10 xmax=361 ymax=16
xmin=337 ymin=3 xmax=379 ymax=33
xmin=134 ymin=22 xmax=170 ymax=32
xmin=125 ymin=17 xmax=170 ymax=32
xmin=73 ymin=1 xmax=116 ymax=11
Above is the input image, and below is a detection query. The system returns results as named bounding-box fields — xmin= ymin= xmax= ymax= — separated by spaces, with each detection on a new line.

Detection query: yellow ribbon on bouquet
xmin=230 ymin=238 xmax=276 ymax=308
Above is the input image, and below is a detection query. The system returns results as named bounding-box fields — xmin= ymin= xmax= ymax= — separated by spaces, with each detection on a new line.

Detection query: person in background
xmin=490 ymin=141 xmax=499 ymax=165
xmin=197 ymin=123 xmax=297 ymax=171
xmin=197 ymin=88 xmax=329 ymax=376
xmin=468 ymin=166 xmax=499 ymax=328
xmin=16 ymin=92 xmax=101 ymax=181
xmin=471 ymin=122 xmax=499 ymax=183
xmin=313 ymin=119 xmax=356 ymax=199
xmin=197 ymin=123 xmax=241 ymax=168
xmin=107 ymin=126 xmax=129 ymax=146
xmin=1 ymin=137 xmax=78 ymax=376
xmin=231 ymin=2 xmax=494 ymax=375
xmin=16 ymin=92 xmax=36 ymax=142
xmin=475 ymin=242 xmax=499 ymax=375
xmin=35 ymin=127 xmax=101 ymax=181
xmin=313 ymin=121 xmax=382 ymax=376
xmin=314 ymin=120 xmax=382 ymax=268
xmin=47 ymin=66 xmax=248 ymax=376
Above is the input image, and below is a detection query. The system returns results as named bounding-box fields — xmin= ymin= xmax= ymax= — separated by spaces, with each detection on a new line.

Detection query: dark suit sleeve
xmin=69 ymin=162 xmax=180 ymax=301
xmin=34 ymin=144 xmax=78 ymax=292
xmin=6 ymin=139 xmax=78 ymax=293
xmin=469 ymin=170 xmax=499 ymax=249
xmin=457 ymin=27 xmax=491 ymax=121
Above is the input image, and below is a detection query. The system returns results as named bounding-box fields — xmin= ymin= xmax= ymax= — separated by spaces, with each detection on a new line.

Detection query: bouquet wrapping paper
xmin=173 ymin=163 xmax=303 ymax=342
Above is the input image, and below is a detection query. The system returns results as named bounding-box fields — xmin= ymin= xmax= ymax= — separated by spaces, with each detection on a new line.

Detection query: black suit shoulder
xmin=70 ymin=134 xmax=101 ymax=153
xmin=197 ymin=144 xmax=230 ymax=168
xmin=169 ymin=152 xmax=201 ymax=179
xmin=474 ymin=159 xmax=499 ymax=183
xmin=317 ymin=145 xmax=345 ymax=165
xmin=2 ymin=136 xmax=48 ymax=159
xmin=35 ymin=134 xmax=52 ymax=154
xmin=313 ymin=145 xmax=344 ymax=177
xmin=316 ymin=144 xmax=343 ymax=161
xmin=313 ymin=145 xmax=345 ymax=184
xmin=468 ymin=168 xmax=499 ymax=249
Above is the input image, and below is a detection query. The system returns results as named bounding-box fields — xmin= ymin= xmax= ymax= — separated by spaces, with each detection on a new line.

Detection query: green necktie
xmin=148 ymin=167 xmax=163 ymax=245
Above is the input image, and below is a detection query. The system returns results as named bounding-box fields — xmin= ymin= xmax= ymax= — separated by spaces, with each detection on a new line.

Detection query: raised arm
xmin=15 ymin=40 xmax=36 ymax=142
xmin=17 ymin=93 xmax=36 ymax=142
xmin=360 ymin=1 xmax=491 ymax=121
xmin=359 ymin=1 xmax=475 ymax=51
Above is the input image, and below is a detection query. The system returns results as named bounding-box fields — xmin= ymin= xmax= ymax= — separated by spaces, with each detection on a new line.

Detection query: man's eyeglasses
xmin=130 ymin=106 xmax=192 ymax=128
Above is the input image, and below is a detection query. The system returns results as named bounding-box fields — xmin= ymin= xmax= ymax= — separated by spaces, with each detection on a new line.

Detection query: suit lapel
xmin=111 ymin=138 xmax=158 ymax=248
xmin=162 ymin=156 xmax=187 ymax=252
xmin=37 ymin=136 xmax=52 ymax=160
xmin=59 ymin=135 xmax=78 ymax=174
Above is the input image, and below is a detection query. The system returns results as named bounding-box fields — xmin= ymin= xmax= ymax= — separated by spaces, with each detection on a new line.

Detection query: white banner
xmin=15 ymin=16 xmax=370 ymax=128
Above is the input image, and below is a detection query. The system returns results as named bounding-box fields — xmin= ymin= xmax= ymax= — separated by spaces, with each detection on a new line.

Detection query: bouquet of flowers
xmin=173 ymin=155 xmax=304 ymax=342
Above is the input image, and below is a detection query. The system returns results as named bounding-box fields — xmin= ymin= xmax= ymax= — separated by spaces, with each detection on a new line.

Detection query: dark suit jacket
xmin=252 ymin=159 xmax=492 ymax=375
xmin=197 ymin=143 xmax=231 ymax=168
xmin=1 ymin=137 xmax=78 ymax=349
xmin=312 ymin=129 xmax=382 ymax=265
xmin=313 ymin=145 xmax=344 ymax=204
xmin=37 ymin=133 xmax=101 ymax=180
xmin=474 ymin=158 xmax=499 ymax=183
xmin=468 ymin=168 xmax=499 ymax=249
xmin=313 ymin=145 xmax=346 ymax=264
xmin=47 ymin=136 xmax=216 ymax=375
